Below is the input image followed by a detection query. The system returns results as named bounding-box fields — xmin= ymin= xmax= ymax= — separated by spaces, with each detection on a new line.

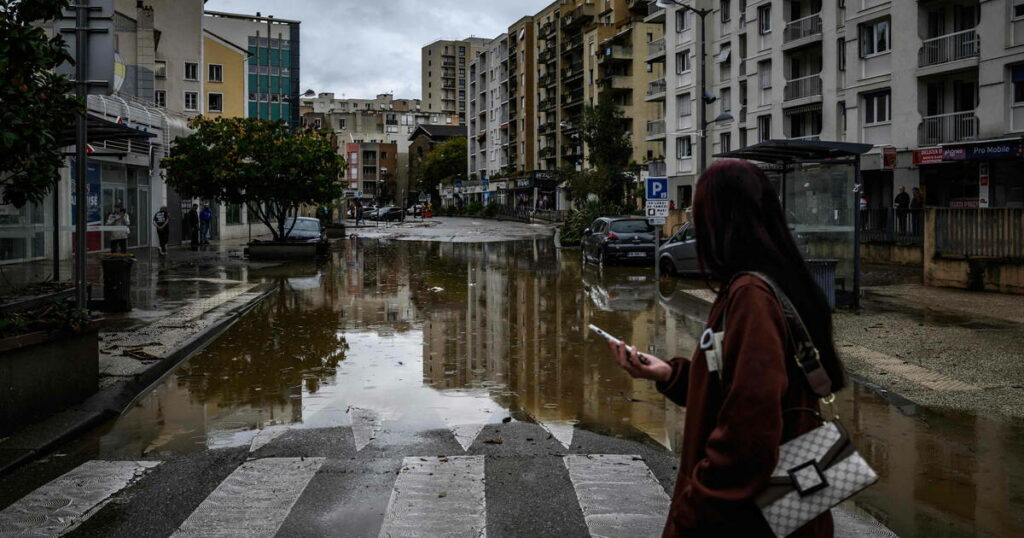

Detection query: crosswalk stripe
xmin=564 ymin=454 xmax=671 ymax=538
xmin=0 ymin=460 xmax=159 ymax=537
xmin=171 ymin=457 xmax=324 ymax=537
xmin=379 ymin=456 xmax=486 ymax=538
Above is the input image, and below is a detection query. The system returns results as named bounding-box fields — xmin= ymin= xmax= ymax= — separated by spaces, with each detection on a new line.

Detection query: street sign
xmin=648 ymin=217 xmax=666 ymax=225
xmin=645 ymin=177 xmax=668 ymax=200
xmin=54 ymin=0 xmax=116 ymax=95
xmin=646 ymin=200 xmax=669 ymax=218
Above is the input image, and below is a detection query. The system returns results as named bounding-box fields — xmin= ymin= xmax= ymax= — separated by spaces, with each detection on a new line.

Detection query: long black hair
xmin=692 ymin=159 xmax=846 ymax=393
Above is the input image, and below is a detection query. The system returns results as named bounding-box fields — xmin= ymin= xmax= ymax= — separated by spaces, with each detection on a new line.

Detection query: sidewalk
xmin=0 ymin=238 xmax=282 ymax=476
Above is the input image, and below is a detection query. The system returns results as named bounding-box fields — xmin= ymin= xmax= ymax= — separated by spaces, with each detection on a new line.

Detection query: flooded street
xmin=31 ymin=238 xmax=1024 ymax=537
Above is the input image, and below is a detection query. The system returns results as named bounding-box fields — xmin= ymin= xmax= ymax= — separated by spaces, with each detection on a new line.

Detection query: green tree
xmin=0 ymin=0 xmax=81 ymax=207
xmin=164 ymin=117 xmax=344 ymax=240
xmin=562 ymin=96 xmax=633 ymax=206
xmin=418 ymin=136 xmax=466 ymax=204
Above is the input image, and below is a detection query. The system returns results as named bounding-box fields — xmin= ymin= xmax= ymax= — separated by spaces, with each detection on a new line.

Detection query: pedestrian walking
xmin=356 ymin=201 xmax=365 ymax=225
xmin=199 ymin=204 xmax=212 ymax=245
xmin=606 ymin=159 xmax=846 ymax=537
xmin=894 ymin=186 xmax=910 ymax=236
xmin=153 ymin=205 xmax=170 ymax=255
xmin=186 ymin=204 xmax=200 ymax=250
xmin=106 ymin=204 xmax=130 ymax=253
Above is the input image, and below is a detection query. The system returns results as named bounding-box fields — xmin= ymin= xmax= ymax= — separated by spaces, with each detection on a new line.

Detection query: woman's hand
xmin=608 ymin=340 xmax=673 ymax=383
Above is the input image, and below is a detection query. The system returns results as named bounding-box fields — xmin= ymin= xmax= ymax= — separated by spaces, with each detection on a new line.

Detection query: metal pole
xmin=52 ymin=176 xmax=60 ymax=281
xmin=654 ymin=227 xmax=661 ymax=280
xmin=697 ymin=9 xmax=708 ymax=175
xmin=853 ymin=156 xmax=862 ymax=309
xmin=74 ymin=0 xmax=90 ymax=309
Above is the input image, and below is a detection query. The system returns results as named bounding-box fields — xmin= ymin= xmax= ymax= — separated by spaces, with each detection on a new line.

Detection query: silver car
xmin=657 ymin=222 xmax=702 ymax=277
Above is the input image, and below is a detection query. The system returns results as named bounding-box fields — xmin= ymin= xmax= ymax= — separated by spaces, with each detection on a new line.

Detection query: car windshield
xmin=285 ymin=219 xmax=321 ymax=232
xmin=610 ymin=220 xmax=653 ymax=233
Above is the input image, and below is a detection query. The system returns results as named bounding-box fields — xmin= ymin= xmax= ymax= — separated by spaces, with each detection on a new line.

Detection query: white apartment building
xmin=654 ymin=0 xmax=1024 ymax=210
xmin=468 ymin=34 xmax=512 ymax=181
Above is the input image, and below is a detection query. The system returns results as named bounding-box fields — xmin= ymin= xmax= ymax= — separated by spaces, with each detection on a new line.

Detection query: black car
xmin=282 ymin=217 xmax=325 ymax=242
xmin=370 ymin=206 xmax=404 ymax=222
xmin=580 ymin=217 xmax=657 ymax=265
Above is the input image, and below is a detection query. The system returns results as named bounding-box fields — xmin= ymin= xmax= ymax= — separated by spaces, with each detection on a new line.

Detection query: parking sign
xmin=646 ymin=177 xmax=668 ymax=200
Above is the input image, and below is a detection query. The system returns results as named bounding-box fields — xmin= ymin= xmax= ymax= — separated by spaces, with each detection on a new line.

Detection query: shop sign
xmin=964 ymin=142 xmax=1022 ymax=160
xmin=978 ymin=163 xmax=990 ymax=208
xmin=942 ymin=147 xmax=966 ymax=161
xmin=883 ymin=147 xmax=897 ymax=169
xmin=913 ymin=148 xmax=944 ymax=165
xmin=950 ymin=198 xmax=980 ymax=209
xmin=516 ymin=178 xmax=533 ymax=188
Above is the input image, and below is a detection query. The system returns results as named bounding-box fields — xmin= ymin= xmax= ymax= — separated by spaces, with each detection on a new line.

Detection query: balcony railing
xmin=599 ymin=45 xmax=633 ymax=63
xmin=563 ymin=63 xmax=584 ymax=79
xmin=561 ymin=36 xmax=583 ymax=54
xmin=539 ymin=22 xmax=555 ymax=37
xmin=646 ymin=2 xmax=665 ymax=18
xmin=919 ymin=111 xmax=979 ymax=145
xmin=784 ymin=14 xmax=823 ymax=43
xmin=646 ymin=78 xmax=667 ymax=100
xmin=539 ymin=49 xmax=557 ymax=63
xmin=646 ymin=120 xmax=666 ymax=137
xmin=918 ymin=29 xmax=979 ymax=68
xmin=648 ymin=160 xmax=666 ymax=177
xmin=539 ymin=98 xmax=556 ymax=110
xmin=539 ymin=146 xmax=556 ymax=158
xmin=861 ymin=208 xmax=924 ymax=246
xmin=647 ymin=37 xmax=666 ymax=58
xmin=539 ymin=72 xmax=557 ymax=86
xmin=563 ymin=88 xmax=584 ymax=106
xmin=783 ymin=74 xmax=823 ymax=101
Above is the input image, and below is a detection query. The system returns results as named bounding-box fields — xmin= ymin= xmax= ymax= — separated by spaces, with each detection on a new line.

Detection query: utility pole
xmin=73 ymin=1 xmax=93 ymax=309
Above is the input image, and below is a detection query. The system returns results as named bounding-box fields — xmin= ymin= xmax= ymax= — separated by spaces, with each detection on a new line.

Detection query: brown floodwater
xmin=78 ymin=238 xmax=1022 ymax=537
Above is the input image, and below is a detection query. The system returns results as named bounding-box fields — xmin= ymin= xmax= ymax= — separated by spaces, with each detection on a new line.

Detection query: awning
xmin=715 ymin=45 xmax=731 ymax=63
xmin=58 ymin=114 xmax=157 ymax=147
xmin=714 ymin=139 xmax=872 ymax=165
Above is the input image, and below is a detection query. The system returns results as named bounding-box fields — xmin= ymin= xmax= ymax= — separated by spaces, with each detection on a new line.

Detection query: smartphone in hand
xmin=588 ymin=324 xmax=650 ymax=365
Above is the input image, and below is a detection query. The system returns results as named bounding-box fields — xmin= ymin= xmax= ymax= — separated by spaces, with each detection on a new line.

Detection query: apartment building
xmin=204 ymin=11 xmax=301 ymax=126
xmin=202 ymin=30 xmax=249 ymax=119
xmin=468 ymin=34 xmax=511 ymax=180
xmin=421 ymin=38 xmax=488 ymax=124
xmin=509 ymin=16 xmax=539 ymax=173
xmin=301 ymin=93 xmax=457 ymax=202
xmin=344 ymin=142 xmax=399 ymax=201
xmin=653 ymin=0 xmax=1024 ymax=209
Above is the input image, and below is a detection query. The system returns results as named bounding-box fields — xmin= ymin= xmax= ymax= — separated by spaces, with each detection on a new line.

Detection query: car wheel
xmin=660 ymin=258 xmax=676 ymax=276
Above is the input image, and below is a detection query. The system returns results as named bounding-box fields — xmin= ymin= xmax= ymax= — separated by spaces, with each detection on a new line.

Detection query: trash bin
xmin=101 ymin=255 xmax=135 ymax=312
xmin=806 ymin=258 xmax=838 ymax=311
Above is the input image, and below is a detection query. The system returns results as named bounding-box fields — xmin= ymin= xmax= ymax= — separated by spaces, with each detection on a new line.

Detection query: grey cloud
xmin=205 ymin=0 xmax=552 ymax=99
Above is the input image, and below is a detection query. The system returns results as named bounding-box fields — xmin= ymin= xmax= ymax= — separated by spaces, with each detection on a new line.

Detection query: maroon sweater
xmin=657 ymin=275 xmax=833 ymax=537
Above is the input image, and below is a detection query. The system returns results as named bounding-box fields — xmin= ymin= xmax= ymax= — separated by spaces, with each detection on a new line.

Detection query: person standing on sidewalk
xmin=894 ymin=186 xmax=910 ymax=236
xmin=199 ymin=204 xmax=212 ymax=245
xmin=153 ymin=205 xmax=170 ymax=255
xmin=356 ymin=201 xmax=365 ymax=225
xmin=186 ymin=204 xmax=200 ymax=250
xmin=606 ymin=159 xmax=845 ymax=537
xmin=106 ymin=204 xmax=130 ymax=253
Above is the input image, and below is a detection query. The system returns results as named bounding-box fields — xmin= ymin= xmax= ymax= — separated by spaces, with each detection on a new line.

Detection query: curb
xmin=0 ymin=285 xmax=277 ymax=478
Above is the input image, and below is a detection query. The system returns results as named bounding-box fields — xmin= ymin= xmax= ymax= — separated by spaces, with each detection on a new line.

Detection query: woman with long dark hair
xmin=608 ymin=159 xmax=846 ymax=537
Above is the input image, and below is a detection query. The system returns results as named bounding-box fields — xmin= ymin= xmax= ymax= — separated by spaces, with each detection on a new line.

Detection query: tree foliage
xmin=164 ymin=117 xmax=344 ymax=240
xmin=418 ymin=136 xmax=466 ymax=202
xmin=0 ymin=0 xmax=81 ymax=207
xmin=561 ymin=96 xmax=634 ymax=206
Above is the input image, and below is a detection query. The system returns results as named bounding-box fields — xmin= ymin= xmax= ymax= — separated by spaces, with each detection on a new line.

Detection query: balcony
xmin=562 ymin=3 xmax=596 ymax=29
xmin=783 ymin=14 xmax=823 ymax=44
xmin=919 ymin=111 xmax=979 ymax=145
xmin=539 ymin=72 xmax=557 ymax=87
xmin=562 ymin=36 xmax=583 ymax=54
xmin=539 ymin=120 xmax=556 ymax=134
xmin=563 ymin=63 xmax=584 ymax=80
xmin=598 ymin=73 xmax=631 ymax=91
xmin=563 ymin=88 xmax=584 ymax=107
xmin=645 ymin=78 xmax=666 ymax=101
xmin=783 ymin=74 xmax=823 ymax=102
xmin=539 ymin=98 xmax=556 ymax=111
xmin=598 ymin=45 xmax=633 ymax=64
xmin=646 ymin=119 xmax=666 ymax=140
xmin=918 ymin=29 xmax=979 ymax=69
xmin=539 ymin=146 xmax=556 ymax=158
xmin=539 ymin=22 xmax=555 ymax=38
xmin=643 ymin=1 xmax=665 ymax=23
xmin=539 ymin=48 xmax=557 ymax=64
xmin=648 ymin=159 xmax=666 ymax=177
xmin=646 ymin=37 xmax=666 ymax=62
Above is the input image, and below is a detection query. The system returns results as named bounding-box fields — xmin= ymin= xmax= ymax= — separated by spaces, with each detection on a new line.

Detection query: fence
xmin=784 ymin=14 xmax=822 ymax=43
xmin=783 ymin=74 xmax=823 ymax=101
xmin=919 ymin=111 xmax=979 ymax=145
xmin=918 ymin=29 xmax=979 ymax=68
xmin=935 ymin=208 xmax=1024 ymax=259
xmin=860 ymin=208 xmax=924 ymax=245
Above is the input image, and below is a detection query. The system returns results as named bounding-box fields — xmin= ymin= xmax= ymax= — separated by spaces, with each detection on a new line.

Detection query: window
xmin=837 ymin=38 xmax=846 ymax=71
xmin=676 ymin=50 xmax=691 ymax=73
xmin=676 ymin=10 xmax=690 ymax=32
xmin=757 ymin=114 xmax=771 ymax=141
xmin=758 ymin=60 xmax=772 ymax=89
xmin=155 ymin=60 xmax=167 ymax=78
xmin=208 ymin=64 xmax=223 ymax=82
xmin=859 ymin=19 xmax=891 ymax=57
xmin=720 ymin=0 xmax=731 ymax=22
xmin=208 ymin=93 xmax=223 ymax=112
xmin=721 ymin=87 xmax=731 ymax=113
xmin=720 ymin=132 xmax=731 ymax=153
xmin=339 ymin=118 xmax=347 ymax=129
xmin=184 ymin=61 xmax=199 ymax=81
xmin=678 ymin=93 xmax=692 ymax=117
xmin=184 ymin=91 xmax=198 ymax=111
xmin=863 ymin=90 xmax=891 ymax=124
xmin=154 ymin=90 xmax=166 ymax=107
xmin=1016 ymin=0 xmax=1024 ymax=19
xmin=676 ymin=136 xmax=693 ymax=158
xmin=1014 ymin=65 xmax=1024 ymax=104
xmin=758 ymin=5 xmax=771 ymax=34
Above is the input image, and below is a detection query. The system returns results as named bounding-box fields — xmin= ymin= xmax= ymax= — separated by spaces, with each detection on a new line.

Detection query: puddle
xmin=69 ymin=238 xmax=1023 ymax=537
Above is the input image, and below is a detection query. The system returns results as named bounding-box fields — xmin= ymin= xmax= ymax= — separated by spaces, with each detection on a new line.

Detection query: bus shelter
xmin=714 ymin=140 xmax=872 ymax=308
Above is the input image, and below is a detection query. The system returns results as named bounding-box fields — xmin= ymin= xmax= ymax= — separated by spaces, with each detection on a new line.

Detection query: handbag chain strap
xmin=723 ymin=272 xmax=838 ymax=418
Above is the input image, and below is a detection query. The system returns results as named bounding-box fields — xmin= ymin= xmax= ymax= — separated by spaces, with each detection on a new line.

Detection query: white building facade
xmin=468 ymin=34 xmax=511 ymax=183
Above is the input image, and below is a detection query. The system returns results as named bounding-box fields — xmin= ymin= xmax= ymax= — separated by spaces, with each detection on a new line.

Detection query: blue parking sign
xmin=646 ymin=177 xmax=668 ymax=200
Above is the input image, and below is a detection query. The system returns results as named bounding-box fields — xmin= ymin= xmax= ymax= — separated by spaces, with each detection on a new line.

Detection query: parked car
xmin=406 ymin=203 xmax=425 ymax=216
xmin=281 ymin=217 xmax=325 ymax=242
xmin=372 ymin=206 xmax=404 ymax=221
xmin=657 ymin=222 xmax=702 ymax=276
xmin=580 ymin=217 xmax=657 ymax=265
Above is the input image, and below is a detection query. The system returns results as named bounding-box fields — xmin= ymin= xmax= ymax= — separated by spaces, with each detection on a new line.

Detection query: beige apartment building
xmin=421 ymin=38 xmax=488 ymax=124
xmin=654 ymin=0 xmax=1024 ymax=210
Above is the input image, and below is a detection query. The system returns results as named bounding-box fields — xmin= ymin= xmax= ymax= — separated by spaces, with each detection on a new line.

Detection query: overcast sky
xmin=205 ymin=0 xmax=552 ymax=100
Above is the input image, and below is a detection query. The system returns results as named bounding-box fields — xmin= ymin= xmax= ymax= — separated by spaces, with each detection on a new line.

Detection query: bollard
xmin=100 ymin=255 xmax=135 ymax=312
